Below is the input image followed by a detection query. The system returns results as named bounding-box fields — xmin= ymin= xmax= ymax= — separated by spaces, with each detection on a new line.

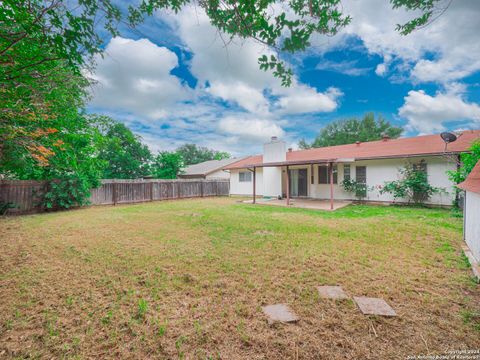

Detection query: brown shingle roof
xmin=224 ymin=130 xmax=480 ymax=170
xmin=458 ymin=161 xmax=480 ymax=194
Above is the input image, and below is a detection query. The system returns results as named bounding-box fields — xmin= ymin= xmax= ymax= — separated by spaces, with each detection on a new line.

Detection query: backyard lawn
xmin=1 ymin=197 xmax=479 ymax=359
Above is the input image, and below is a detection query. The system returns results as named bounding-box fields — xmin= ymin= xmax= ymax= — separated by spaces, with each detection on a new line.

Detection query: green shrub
xmin=43 ymin=174 xmax=100 ymax=210
xmin=380 ymin=164 xmax=444 ymax=204
xmin=341 ymin=179 xmax=370 ymax=200
xmin=0 ymin=201 xmax=15 ymax=215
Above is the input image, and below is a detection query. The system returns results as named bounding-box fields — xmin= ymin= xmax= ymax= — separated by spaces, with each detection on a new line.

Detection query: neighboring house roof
xmin=181 ymin=158 xmax=241 ymax=176
xmin=224 ymin=131 xmax=480 ymax=170
xmin=458 ymin=162 xmax=480 ymax=194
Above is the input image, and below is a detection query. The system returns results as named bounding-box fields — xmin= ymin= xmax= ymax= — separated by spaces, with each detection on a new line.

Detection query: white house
xmin=223 ymin=131 xmax=480 ymax=207
xmin=458 ymin=161 xmax=480 ymax=275
xmin=178 ymin=158 xmax=241 ymax=180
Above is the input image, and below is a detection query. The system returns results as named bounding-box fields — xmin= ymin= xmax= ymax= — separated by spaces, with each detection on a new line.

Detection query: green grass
xmin=0 ymin=197 xmax=478 ymax=359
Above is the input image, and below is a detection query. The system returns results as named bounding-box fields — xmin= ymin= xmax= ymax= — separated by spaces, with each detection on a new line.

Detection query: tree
xmin=298 ymin=139 xmax=311 ymax=150
xmin=151 ymin=152 xmax=184 ymax=179
xmin=1 ymin=0 xmax=448 ymax=91
xmin=448 ymin=141 xmax=480 ymax=185
xmin=91 ymin=116 xmax=152 ymax=179
xmin=1 ymin=112 xmax=105 ymax=209
xmin=305 ymin=113 xmax=403 ymax=148
xmin=176 ymin=144 xmax=230 ymax=166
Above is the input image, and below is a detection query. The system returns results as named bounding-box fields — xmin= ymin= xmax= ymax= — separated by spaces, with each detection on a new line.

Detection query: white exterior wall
xmin=465 ymin=191 xmax=480 ymax=262
xmin=205 ymin=169 xmax=230 ymax=179
xmin=229 ymin=155 xmax=457 ymax=205
xmin=229 ymin=168 xmax=264 ymax=196
xmin=263 ymin=139 xmax=286 ymax=197
xmin=307 ymin=156 xmax=456 ymax=205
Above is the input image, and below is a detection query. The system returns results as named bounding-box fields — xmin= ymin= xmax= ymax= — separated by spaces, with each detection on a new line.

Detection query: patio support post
xmin=253 ymin=167 xmax=256 ymax=204
xmin=329 ymin=162 xmax=334 ymax=210
xmin=286 ymin=166 xmax=290 ymax=206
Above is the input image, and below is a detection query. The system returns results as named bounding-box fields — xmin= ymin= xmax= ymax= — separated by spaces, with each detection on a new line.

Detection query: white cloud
xmin=313 ymin=0 xmax=480 ymax=84
xmin=218 ymin=116 xmax=285 ymax=142
xmin=316 ymin=59 xmax=371 ymax=76
xmin=276 ymin=86 xmax=342 ymax=114
xmin=163 ymin=6 xmax=341 ymax=116
xmin=399 ymin=87 xmax=480 ymax=133
xmin=375 ymin=63 xmax=387 ymax=77
xmin=88 ymin=37 xmax=190 ymax=119
xmin=207 ymin=82 xmax=269 ymax=115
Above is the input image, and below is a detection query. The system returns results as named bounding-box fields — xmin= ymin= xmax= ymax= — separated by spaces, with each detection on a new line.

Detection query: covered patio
xmin=244 ymin=197 xmax=351 ymax=211
xmin=247 ymin=158 xmax=354 ymax=210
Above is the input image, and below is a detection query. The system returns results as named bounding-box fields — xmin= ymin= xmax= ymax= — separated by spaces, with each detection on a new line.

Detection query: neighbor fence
xmin=0 ymin=179 xmax=230 ymax=215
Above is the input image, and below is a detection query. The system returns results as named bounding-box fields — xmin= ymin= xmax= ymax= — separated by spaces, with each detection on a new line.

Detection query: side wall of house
xmin=229 ymin=168 xmax=264 ymax=196
xmin=465 ymin=191 xmax=480 ymax=262
xmin=205 ymin=169 xmax=230 ymax=179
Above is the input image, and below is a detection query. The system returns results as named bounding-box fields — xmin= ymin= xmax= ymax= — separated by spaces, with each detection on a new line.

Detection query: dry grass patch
xmin=0 ymin=197 xmax=479 ymax=359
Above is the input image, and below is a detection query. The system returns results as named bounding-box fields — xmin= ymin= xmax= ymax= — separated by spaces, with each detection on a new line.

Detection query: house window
xmin=344 ymin=164 xmax=351 ymax=181
xmin=413 ymin=160 xmax=427 ymax=173
xmin=355 ymin=166 xmax=367 ymax=198
xmin=318 ymin=165 xmax=337 ymax=184
xmin=239 ymin=171 xmax=252 ymax=182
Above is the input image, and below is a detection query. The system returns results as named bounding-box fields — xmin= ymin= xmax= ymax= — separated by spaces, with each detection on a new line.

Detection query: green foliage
xmin=91 ymin=115 xmax=153 ymax=179
xmin=151 ymin=152 xmax=184 ymax=179
xmin=305 ymin=113 xmax=403 ymax=148
xmin=380 ymin=163 xmax=444 ymax=204
xmin=136 ymin=299 xmax=148 ymax=320
xmin=341 ymin=179 xmax=370 ymax=200
xmin=298 ymin=139 xmax=311 ymax=150
xmin=0 ymin=201 xmax=15 ymax=215
xmin=448 ymin=141 xmax=480 ymax=184
xmin=391 ymin=0 xmax=446 ymax=35
xmin=176 ymin=143 xmax=230 ymax=166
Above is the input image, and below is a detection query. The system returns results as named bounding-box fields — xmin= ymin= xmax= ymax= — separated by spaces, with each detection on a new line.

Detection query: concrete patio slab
xmin=262 ymin=304 xmax=299 ymax=324
xmin=317 ymin=285 xmax=349 ymax=300
xmin=353 ymin=296 xmax=397 ymax=317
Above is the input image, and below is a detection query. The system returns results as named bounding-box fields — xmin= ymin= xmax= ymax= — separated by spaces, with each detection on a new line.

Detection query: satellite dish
xmin=440 ymin=132 xmax=457 ymax=144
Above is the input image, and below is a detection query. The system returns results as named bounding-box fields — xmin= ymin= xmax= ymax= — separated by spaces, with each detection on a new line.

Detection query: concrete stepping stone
xmin=262 ymin=304 xmax=299 ymax=324
xmin=353 ymin=296 xmax=397 ymax=317
xmin=317 ymin=285 xmax=349 ymax=300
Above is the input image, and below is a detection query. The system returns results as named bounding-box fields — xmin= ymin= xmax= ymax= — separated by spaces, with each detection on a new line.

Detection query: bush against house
xmin=380 ymin=163 xmax=445 ymax=204
xmin=341 ymin=179 xmax=371 ymax=201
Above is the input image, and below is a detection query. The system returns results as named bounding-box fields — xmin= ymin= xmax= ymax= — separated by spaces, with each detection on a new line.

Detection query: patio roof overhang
xmin=244 ymin=157 xmax=355 ymax=169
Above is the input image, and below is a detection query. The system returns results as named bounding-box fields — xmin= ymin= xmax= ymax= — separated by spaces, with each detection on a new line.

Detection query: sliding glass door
xmin=289 ymin=168 xmax=308 ymax=197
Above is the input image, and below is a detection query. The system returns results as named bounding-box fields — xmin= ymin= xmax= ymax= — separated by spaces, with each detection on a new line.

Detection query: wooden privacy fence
xmin=0 ymin=179 xmax=230 ymax=215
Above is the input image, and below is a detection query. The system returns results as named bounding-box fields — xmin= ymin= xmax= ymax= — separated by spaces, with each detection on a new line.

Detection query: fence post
xmin=112 ymin=181 xmax=118 ymax=205
xmin=200 ymin=181 xmax=204 ymax=197
xmin=150 ymin=182 xmax=154 ymax=202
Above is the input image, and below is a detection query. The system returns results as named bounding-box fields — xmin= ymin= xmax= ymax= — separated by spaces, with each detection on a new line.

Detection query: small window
xmin=344 ymin=164 xmax=351 ymax=181
xmin=239 ymin=171 xmax=252 ymax=182
xmin=318 ymin=165 xmax=337 ymax=184
xmin=413 ymin=160 xmax=427 ymax=173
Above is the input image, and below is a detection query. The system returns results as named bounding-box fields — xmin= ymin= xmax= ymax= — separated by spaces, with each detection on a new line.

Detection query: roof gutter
xmin=225 ymin=151 xmax=467 ymax=170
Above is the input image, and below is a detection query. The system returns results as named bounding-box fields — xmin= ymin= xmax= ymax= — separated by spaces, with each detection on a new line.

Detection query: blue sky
xmin=87 ymin=0 xmax=480 ymax=156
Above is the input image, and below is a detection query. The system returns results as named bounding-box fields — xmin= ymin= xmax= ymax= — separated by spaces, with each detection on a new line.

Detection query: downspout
xmin=329 ymin=162 xmax=334 ymax=210
xmin=286 ymin=166 xmax=290 ymax=206
xmin=253 ymin=167 xmax=256 ymax=204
